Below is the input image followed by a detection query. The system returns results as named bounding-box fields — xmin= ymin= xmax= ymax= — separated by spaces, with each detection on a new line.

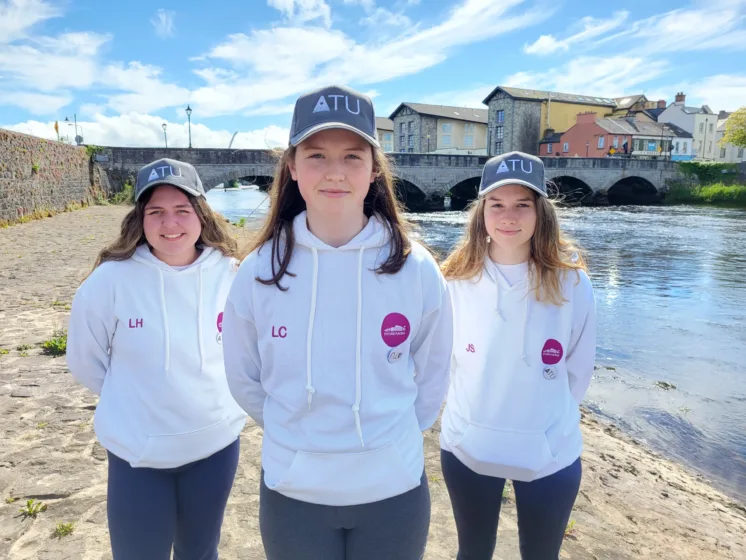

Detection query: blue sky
xmin=1 ymin=0 xmax=744 ymax=148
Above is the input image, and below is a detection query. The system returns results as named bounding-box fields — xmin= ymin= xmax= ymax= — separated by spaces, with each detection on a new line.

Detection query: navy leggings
xmin=441 ymin=450 xmax=581 ymax=560
xmin=107 ymin=438 xmax=240 ymax=560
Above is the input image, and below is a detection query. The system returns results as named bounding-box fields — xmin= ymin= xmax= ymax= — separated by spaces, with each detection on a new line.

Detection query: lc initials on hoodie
xmin=66 ymin=245 xmax=246 ymax=469
xmin=222 ymin=212 xmax=453 ymax=506
xmin=441 ymin=260 xmax=596 ymax=482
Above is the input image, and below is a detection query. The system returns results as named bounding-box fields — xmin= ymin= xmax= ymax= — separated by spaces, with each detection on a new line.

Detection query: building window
xmin=496 ymin=126 xmax=504 ymax=139
xmin=399 ymin=135 xmax=405 ymax=148
xmin=613 ymin=136 xmax=619 ymax=148
xmin=563 ymin=142 xmax=569 ymax=153
xmin=720 ymin=147 xmax=727 ymax=158
xmin=384 ymin=132 xmax=392 ymax=141
xmin=738 ymin=148 xmax=744 ymax=158
xmin=709 ymin=123 xmax=714 ymax=134
xmin=495 ymin=141 xmax=503 ymax=154
xmin=408 ymin=135 xmax=414 ymax=147
xmin=399 ymin=122 xmax=405 ymax=133
xmin=699 ymin=123 xmax=704 ymax=134
xmin=384 ymin=143 xmax=392 ymax=152
xmin=408 ymin=121 xmax=414 ymax=133
xmin=675 ymin=141 xmax=680 ymax=153
xmin=442 ymin=123 xmax=452 ymax=133
xmin=464 ymin=123 xmax=475 ymax=133
xmin=547 ymin=143 xmax=553 ymax=154
xmin=682 ymin=142 xmax=687 ymax=154
xmin=698 ymin=141 xmax=702 ymax=153
xmin=598 ymin=136 xmax=605 ymax=149
xmin=464 ymin=135 xmax=474 ymax=147
xmin=442 ymin=135 xmax=452 ymax=146
xmin=497 ymin=110 xmax=505 ymax=123
xmin=708 ymin=141 xmax=712 ymax=154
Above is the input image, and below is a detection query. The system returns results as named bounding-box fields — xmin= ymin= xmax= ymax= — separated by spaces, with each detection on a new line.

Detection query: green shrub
xmin=42 ymin=329 xmax=67 ymax=356
xmin=111 ymin=181 xmax=134 ymax=205
xmin=666 ymin=182 xmax=746 ymax=207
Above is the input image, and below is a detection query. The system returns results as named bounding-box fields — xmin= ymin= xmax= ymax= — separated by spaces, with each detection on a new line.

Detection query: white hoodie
xmin=222 ymin=212 xmax=452 ymax=506
xmin=441 ymin=260 xmax=595 ymax=482
xmin=66 ymin=245 xmax=246 ymax=469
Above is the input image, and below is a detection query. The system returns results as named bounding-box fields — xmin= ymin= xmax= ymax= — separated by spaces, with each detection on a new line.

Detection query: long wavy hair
xmin=441 ymin=189 xmax=587 ymax=305
xmin=242 ymin=145 xmax=412 ymax=291
xmin=92 ymin=186 xmax=239 ymax=270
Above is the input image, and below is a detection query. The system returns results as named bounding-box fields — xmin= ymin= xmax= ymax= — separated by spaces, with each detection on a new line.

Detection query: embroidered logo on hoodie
xmin=381 ymin=313 xmax=410 ymax=347
xmin=541 ymin=339 xmax=563 ymax=365
xmin=216 ymin=312 xmax=223 ymax=344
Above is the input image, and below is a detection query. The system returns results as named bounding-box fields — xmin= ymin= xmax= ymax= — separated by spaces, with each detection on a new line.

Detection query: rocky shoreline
xmin=1 ymin=206 xmax=744 ymax=559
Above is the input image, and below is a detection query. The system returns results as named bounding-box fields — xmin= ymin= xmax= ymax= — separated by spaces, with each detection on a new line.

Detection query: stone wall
xmin=487 ymin=96 xmax=542 ymax=155
xmin=0 ymin=129 xmax=97 ymax=223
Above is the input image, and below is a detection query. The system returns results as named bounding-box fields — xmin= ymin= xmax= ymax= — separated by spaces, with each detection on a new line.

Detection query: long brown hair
xmin=441 ymin=189 xmax=587 ymax=305
xmin=92 ymin=187 xmax=239 ymax=270
xmin=242 ymin=145 xmax=412 ymax=291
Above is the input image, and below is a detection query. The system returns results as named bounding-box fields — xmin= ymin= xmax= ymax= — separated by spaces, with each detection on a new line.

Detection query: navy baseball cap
xmin=289 ymin=85 xmax=380 ymax=148
xmin=479 ymin=151 xmax=548 ymax=198
xmin=134 ymin=158 xmax=206 ymax=202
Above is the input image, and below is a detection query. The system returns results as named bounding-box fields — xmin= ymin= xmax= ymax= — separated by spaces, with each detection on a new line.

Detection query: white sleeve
xmin=66 ymin=288 xmax=115 ymax=396
xmin=411 ymin=277 xmax=453 ymax=432
xmin=222 ymin=263 xmax=266 ymax=428
xmin=566 ymin=271 xmax=597 ymax=404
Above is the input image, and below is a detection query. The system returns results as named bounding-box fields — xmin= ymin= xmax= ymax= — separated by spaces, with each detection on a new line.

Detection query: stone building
xmin=388 ymin=103 xmax=488 ymax=154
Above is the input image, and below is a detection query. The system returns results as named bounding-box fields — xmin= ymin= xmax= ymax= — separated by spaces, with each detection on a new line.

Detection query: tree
xmin=720 ymin=107 xmax=746 ymax=148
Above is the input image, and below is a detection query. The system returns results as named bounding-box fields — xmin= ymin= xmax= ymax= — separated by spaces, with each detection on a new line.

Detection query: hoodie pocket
xmin=267 ymin=440 xmax=421 ymax=506
xmin=455 ymin=423 xmax=557 ymax=474
xmin=134 ymin=417 xmax=236 ymax=469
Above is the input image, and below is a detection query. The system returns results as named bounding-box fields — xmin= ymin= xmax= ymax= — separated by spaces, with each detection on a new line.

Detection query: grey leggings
xmin=259 ymin=471 xmax=430 ymax=560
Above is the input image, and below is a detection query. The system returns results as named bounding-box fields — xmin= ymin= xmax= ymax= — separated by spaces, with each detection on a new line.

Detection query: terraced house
xmin=389 ymin=103 xmax=488 ymax=154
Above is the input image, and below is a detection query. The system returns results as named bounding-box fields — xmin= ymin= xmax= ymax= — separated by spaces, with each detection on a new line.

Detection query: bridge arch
xmin=393 ymin=174 xmax=428 ymax=211
xmin=607 ymin=176 xmax=661 ymax=205
xmin=548 ymin=175 xmax=595 ymax=205
xmin=447 ymin=176 xmax=481 ymax=210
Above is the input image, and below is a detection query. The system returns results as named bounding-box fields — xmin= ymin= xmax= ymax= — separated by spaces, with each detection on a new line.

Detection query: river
xmin=207 ymin=187 xmax=746 ymax=501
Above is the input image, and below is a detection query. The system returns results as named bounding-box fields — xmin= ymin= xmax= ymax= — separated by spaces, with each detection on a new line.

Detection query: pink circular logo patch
xmin=541 ymin=339 xmax=563 ymax=365
xmin=381 ymin=313 xmax=410 ymax=347
xmin=217 ymin=312 xmax=223 ymax=333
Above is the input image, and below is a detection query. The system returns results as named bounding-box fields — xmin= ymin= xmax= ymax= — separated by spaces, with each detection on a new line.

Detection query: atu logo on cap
xmin=313 ymin=95 xmax=361 ymax=115
xmin=147 ymin=164 xmax=183 ymax=182
xmin=495 ymin=158 xmax=533 ymax=175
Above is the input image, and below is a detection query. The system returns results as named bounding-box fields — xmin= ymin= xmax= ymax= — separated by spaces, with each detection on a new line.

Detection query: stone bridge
xmin=97 ymin=147 xmax=685 ymax=210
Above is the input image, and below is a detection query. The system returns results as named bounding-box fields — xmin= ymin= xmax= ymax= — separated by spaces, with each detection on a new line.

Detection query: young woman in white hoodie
xmin=66 ymin=159 xmax=246 ymax=560
xmin=222 ymin=85 xmax=453 ymax=560
xmin=440 ymin=152 xmax=596 ymax=560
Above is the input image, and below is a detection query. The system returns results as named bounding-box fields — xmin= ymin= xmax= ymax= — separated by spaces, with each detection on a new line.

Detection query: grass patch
xmin=19 ymin=499 xmax=47 ymax=520
xmin=110 ymin=181 xmax=134 ymax=205
xmin=36 ymin=422 xmax=49 ymax=429
xmin=236 ymin=217 xmax=247 ymax=228
xmin=5 ymin=496 xmax=18 ymax=504
xmin=41 ymin=329 xmax=67 ymax=356
xmin=0 ymin=348 xmax=9 ymax=356
xmin=19 ymin=351 xmax=29 ymax=357
xmin=666 ymin=182 xmax=746 ymax=207
xmin=53 ymin=522 xmax=75 ymax=539
xmin=565 ymin=520 xmax=577 ymax=537
xmin=16 ymin=344 xmax=32 ymax=351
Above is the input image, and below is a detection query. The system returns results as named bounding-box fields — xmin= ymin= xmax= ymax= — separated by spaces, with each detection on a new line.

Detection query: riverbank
xmin=665 ymin=182 xmax=746 ymax=207
xmin=1 ymin=206 xmax=745 ymax=559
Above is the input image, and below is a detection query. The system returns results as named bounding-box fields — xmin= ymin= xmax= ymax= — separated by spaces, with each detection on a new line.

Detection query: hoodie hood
xmin=292 ymin=211 xmax=390 ymax=251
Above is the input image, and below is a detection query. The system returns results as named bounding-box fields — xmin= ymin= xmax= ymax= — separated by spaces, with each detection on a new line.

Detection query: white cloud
xmin=268 ymin=0 xmax=332 ymax=28
xmin=0 ymin=0 xmax=61 ymax=44
xmin=0 ymin=91 xmax=72 ymax=114
xmin=360 ymin=8 xmax=410 ymax=27
xmin=417 ymin=84 xmax=495 ymax=108
xmin=682 ymin=75 xmax=746 ymax=112
xmin=151 ymin=9 xmax=175 ymax=38
xmin=524 ymin=11 xmax=628 ymax=55
xmin=101 ymin=62 xmax=191 ymax=113
xmin=505 ymin=56 xmax=669 ymax=98
xmin=2 ymin=112 xmax=290 ymax=149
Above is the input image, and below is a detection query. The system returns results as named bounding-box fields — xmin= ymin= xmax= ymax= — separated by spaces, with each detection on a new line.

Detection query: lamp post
xmin=64 ymin=114 xmax=79 ymax=145
xmin=162 ymin=123 xmax=168 ymax=148
xmin=585 ymin=141 xmax=590 ymax=157
xmin=185 ymin=105 xmax=193 ymax=149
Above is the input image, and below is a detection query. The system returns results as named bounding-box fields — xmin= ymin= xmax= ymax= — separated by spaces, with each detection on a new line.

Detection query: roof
xmin=681 ymin=105 xmax=715 ymax=115
xmin=595 ymin=118 xmax=692 ymax=138
xmin=539 ymin=131 xmax=563 ymax=144
xmin=641 ymin=107 xmax=666 ymax=121
xmin=614 ymin=95 xmax=646 ymax=110
xmin=375 ymin=117 xmax=393 ymax=131
xmin=482 ymin=86 xmax=616 ymax=107
xmin=388 ymin=103 xmax=487 ymax=123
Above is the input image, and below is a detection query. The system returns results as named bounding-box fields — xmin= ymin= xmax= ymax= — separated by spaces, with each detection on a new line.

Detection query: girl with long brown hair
xmin=439 ymin=152 xmax=596 ymax=559
xmin=66 ymin=159 xmax=246 ymax=559
xmin=222 ymin=85 xmax=452 ymax=560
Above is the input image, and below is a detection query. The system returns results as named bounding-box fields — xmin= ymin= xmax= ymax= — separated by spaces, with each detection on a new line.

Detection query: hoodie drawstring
xmin=197 ymin=267 xmax=205 ymax=373
xmin=306 ymin=247 xmax=319 ymax=409
xmin=520 ymin=281 xmax=531 ymax=366
xmin=158 ymin=270 xmax=171 ymax=376
xmin=352 ymin=246 xmax=365 ymax=447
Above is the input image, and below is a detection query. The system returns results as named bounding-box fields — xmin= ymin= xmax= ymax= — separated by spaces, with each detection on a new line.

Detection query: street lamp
xmin=585 ymin=141 xmax=590 ymax=157
xmin=162 ymin=123 xmax=168 ymax=148
xmin=64 ymin=114 xmax=79 ymax=145
xmin=185 ymin=105 xmax=193 ymax=149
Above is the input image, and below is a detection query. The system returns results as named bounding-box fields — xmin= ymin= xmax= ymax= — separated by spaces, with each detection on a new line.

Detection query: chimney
xmin=543 ymin=128 xmax=555 ymax=139
xmin=576 ymin=111 xmax=597 ymax=124
xmin=657 ymin=99 xmax=667 ymax=109
xmin=674 ymin=92 xmax=686 ymax=104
